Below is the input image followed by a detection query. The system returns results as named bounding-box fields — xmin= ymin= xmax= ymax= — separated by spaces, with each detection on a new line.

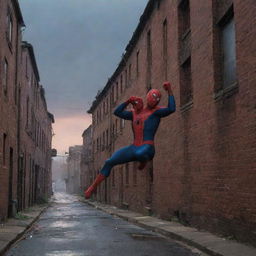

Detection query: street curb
xmin=84 ymin=200 xmax=217 ymax=256
xmin=0 ymin=205 xmax=48 ymax=256
xmin=82 ymin=199 xmax=256 ymax=256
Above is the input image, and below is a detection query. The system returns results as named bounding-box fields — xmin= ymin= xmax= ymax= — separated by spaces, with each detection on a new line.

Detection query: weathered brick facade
xmin=18 ymin=42 xmax=54 ymax=210
xmin=87 ymin=0 xmax=256 ymax=245
xmin=66 ymin=145 xmax=83 ymax=194
xmin=80 ymin=125 xmax=93 ymax=192
xmin=0 ymin=0 xmax=24 ymax=220
xmin=0 ymin=0 xmax=54 ymax=220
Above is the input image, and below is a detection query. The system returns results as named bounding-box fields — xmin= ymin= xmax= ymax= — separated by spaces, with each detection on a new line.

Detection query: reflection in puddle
xmin=52 ymin=192 xmax=78 ymax=204
xmin=49 ymin=221 xmax=79 ymax=228
xmin=46 ymin=251 xmax=85 ymax=256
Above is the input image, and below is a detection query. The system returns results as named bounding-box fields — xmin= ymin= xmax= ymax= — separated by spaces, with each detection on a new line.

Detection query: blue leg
xmin=135 ymin=144 xmax=155 ymax=162
xmin=100 ymin=145 xmax=136 ymax=177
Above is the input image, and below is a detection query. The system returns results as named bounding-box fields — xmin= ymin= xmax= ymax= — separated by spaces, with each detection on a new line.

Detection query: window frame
xmin=3 ymin=58 xmax=8 ymax=95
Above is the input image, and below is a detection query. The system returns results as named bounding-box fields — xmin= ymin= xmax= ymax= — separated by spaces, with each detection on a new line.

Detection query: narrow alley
xmin=5 ymin=193 xmax=205 ymax=256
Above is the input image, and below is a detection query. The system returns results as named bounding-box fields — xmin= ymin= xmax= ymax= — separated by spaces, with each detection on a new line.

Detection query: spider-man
xmin=84 ymin=81 xmax=175 ymax=199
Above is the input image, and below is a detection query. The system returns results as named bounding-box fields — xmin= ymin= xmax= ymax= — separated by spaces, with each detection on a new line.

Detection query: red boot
xmin=84 ymin=174 xmax=106 ymax=199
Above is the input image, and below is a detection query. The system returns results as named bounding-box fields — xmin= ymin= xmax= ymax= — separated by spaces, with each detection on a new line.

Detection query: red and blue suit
xmin=84 ymin=82 xmax=176 ymax=199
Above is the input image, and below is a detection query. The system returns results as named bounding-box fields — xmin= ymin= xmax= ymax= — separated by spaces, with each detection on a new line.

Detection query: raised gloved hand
xmin=126 ymin=96 xmax=139 ymax=105
xmin=163 ymin=81 xmax=172 ymax=91
xmin=126 ymin=96 xmax=144 ymax=112
xmin=163 ymin=81 xmax=173 ymax=95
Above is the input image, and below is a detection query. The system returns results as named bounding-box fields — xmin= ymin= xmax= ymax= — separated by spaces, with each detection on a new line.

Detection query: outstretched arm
xmin=154 ymin=82 xmax=176 ymax=117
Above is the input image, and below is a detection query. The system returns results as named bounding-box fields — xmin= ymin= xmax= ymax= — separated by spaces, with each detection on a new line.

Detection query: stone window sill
xmin=214 ymin=82 xmax=239 ymax=102
xmin=181 ymin=28 xmax=191 ymax=41
xmin=180 ymin=100 xmax=193 ymax=113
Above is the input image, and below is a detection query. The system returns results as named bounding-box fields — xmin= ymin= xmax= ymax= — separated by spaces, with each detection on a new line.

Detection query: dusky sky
xmin=19 ymin=0 xmax=148 ymax=154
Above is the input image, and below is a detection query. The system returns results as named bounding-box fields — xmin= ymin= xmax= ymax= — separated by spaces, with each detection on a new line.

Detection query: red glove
xmin=126 ymin=96 xmax=138 ymax=104
xmin=163 ymin=81 xmax=172 ymax=91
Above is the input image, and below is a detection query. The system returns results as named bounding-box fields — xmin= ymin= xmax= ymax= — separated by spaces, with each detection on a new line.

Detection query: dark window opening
xmin=4 ymin=58 xmax=8 ymax=95
xmin=125 ymin=163 xmax=129 ymax=185
xmin=3 ymin=133 xmax=7 ymax=166
xmin=180 ymin=57 xmax=192 ymax=106
xmin=7 ymin=10 xmax=13 ymax=43
xmin=163 ymin=19 xmax=168 ymax=80
xmin=146 ymin=30 xmax=152 ymax=90
xmin=220 ymin=14 xmax=236 ymax=88
xmin=136 ymin=51 xmax=139 ymax=78
xmin=178 ymin=0 xmax=190 ymax=37
xmin=133 ymin=162 xmax=137 ymax=185
xmin=120 ymin=75 xmax=123 ymax=93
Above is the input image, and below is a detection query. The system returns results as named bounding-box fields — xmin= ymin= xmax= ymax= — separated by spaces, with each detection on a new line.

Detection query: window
xmin=112 ymin=169 xmax=115 ymax=187
xmin=220 ymin=15 xmax=236 ymax=88
xmin=103 ymin=132 xmax=105 ymax=150
xmin=157 ymin=0 xmax=161 ymax=9
xmin=106 ymin=97 xmax=108 ymax=113
xmin=180 ymin=57 xmax=192 ymax=107
xmin=25 ymin=56 xmax=28 ymax=78
xmin=15 ymin=82 xmax=19 ymax=105
xmin=178 ymin=0 xmax=190 ymax=37
xmin=120 ymin=119 xmax=123 ymax=132
xmin=116 ymin=82 xmax=119 ymax=100
xmin=26 ymin=97 xmax=29 ymax=127
xmin=128 ymin=64 xmax=132 ymax=86
xmin=3 ymin=59 xmax=8 ymax=95
xmin=120 ymin=75 xmax=123 ymax=93
xmin=125 ymin=69 xmax=128 ymax=88
xmin=121 ymin=119 xmax=125 ymax=129
xmin=112 ymin=123 xmax=115 ymax=138
xmin=136 ymin=51 xmax=140 ymax=78
xmin=3 ymin=134 xmax=7 ymax=166
xmin=178 ymin=0 xmax=191 ymax=73
xmin=115 ymin=119 xmax=118 ymax=136
xmin=163 ymin=19 xmax=168 ymax=80
xmin=125 ymin=163 xmax=129 ymax=185
xmin=106 ymin=129 xmax=109 ymax=147
xmin=111 ymin=86 xmax=114 ymax=105
xmin=133 ymin=162 xmax=137 ymax=185
xmin=146 ymin=30 xmax=152 ymax=90
xmin=6 ymin=10 xmax=13 ymax=43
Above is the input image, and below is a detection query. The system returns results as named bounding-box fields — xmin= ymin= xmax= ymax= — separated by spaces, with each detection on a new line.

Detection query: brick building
xmin=87 ymin=0 xmax=256 ymax=245
xmin=66 ymin=145 xmax=83 ymax=194
xmin=0 ymin=0 xmax=25 ymax=220
xmin=80 ymin=125 xmax=93 ymax=192
xmin=0 ymin=0 xmax=54 ymax=221
xmin=18 ymin=41 xmax=54 ymax=210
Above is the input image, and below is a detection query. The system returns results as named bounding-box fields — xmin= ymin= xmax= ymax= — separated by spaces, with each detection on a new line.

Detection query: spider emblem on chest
xmin=135 ymin=118 xmax=141 ymax=125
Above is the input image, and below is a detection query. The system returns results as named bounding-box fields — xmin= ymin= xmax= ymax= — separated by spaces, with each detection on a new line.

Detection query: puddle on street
xmin=46 ymin=251 xmax=85 ymax=256
xmin=49 ymin=220 xmax=79 ymax=228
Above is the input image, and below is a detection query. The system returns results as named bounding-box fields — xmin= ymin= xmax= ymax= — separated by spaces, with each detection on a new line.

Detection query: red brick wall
xmin=19 ymin=45 xmax=53 ymax=209
xmin=0 ymin=1 xmax=53 ymax=220
xmin=0 ymin=0 xmax=21 ymax=220
xmin=89 ymin=0 xmax=256 ymax=245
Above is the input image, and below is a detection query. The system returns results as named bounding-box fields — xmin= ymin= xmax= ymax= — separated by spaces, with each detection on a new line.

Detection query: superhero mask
xmin=146 ymin=89 xmax=161 ymax=108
